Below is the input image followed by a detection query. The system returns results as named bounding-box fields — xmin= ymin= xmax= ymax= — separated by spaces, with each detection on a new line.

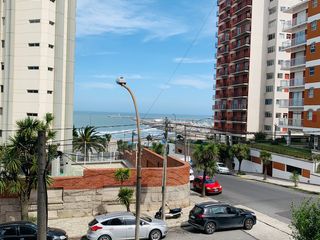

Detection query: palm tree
xmin=0 ymin=113 xmax=57 ymax=220
xmin=73 ymin=126 xmax=105 ymax=162
xmin=231 ymin=143 xmax=250 ymax=174
xmin=117 ymin=188 xmax=134 ymax=212
xmin=151 ymin=142 xmax=163 ymax=155
xmin=114 ymin=168 xmax=130 ymax=186
xmin=193 ymin=142 xmax=219 ymax=197
xmin=103 ymin=134 xmax=112 ymax=152
xmin=260 ymin=150 xmax=271 ymax=180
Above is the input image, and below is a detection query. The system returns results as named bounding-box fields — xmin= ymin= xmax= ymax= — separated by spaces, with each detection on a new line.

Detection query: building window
xmin=308 ymin=110 xmax=313 ymax=120
xmin=266 ymin=73 xmax=274 ymax=79
xmin=269 ymin=7 xmax=276 ymax=15
xmin=2 ymin=17 xmax=4 ymax=25
xmin=29 ymin=19 xmax=40 ymax=23
xmin=308 ymin=88 xmax=314 ymax=98
xmin=27 ymin=89 xmax=38 ymax=93
xmin=280 ymin=6 xmax=287 ymax=11
xmin=287 ymin=165 xmax=301 ymax=175
xmin=0 ymin=130 xmax=2 ymax=137
xmin=268 ymin=20 xmax=276 ymax=28
xmin=265 ymin=112 xmax=272 ymax=118
xmin=1 ymin=62 xmax=3 ymax=70
xmin=49 ymin=21 xmax=55 ymax=25
xmin=27 ymin=113 xmax=38 ymax=117
xmin=278 ymin=73 xmax=283 ymax=78
xmin=0 ymin=85 xmax=3 ymax=93
xmin=279 ymin=33 xmax=285 ymax=39
xmin=48 ymin=44 xmax=54 ymax=48
xmin=266 ymin=86 xmax=273 ymax=92
xmin=276 ymin=113 xmax=281 ymax=118
xmin=50 ymin=0 xmax=55 ymax=2
xmin=0 ymin=107 xmax=3 ymax=115
xmin=268 ymin=33 xmax=275 ymax=40
xmin=28 ymin=43 xmax=40 ymax=47
xmin=47 ymin=90 xmax=53 ymax=94
xmin=311 ymin=42 xmax=316 ymax=53
xmin=1 ymin=40 xmax=4 ymax=48
xmin=264 ymin=125 xmax=272 ymax=131
xmin=267 ymin=60 xmax=274 ymax=66
xmin=313 ymin=0 xmax=318 ymax=8
xmin=309 ymin=67 xmax=315 ymax=76
xmin=311 ymin=21 xmax=317 ymax=31
xmin=277 ymin=86 xmax=282 ymax=92
xmin=28 ymin=66 xmax=39 ymax=70
xmin=265 ymin=99 xmax=273 ymax=105
xmin=267 ymin=46 xmax=275 ymax=53
xmin=48 ymin=67 xmax=54 ymax=71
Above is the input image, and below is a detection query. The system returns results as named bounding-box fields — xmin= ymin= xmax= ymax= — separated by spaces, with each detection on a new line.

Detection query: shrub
xmin=291 ymin=199 xmax=320 ymax=240
xmin=117 ymin=187 xmax=134 ymax=212
xmin=254 ymin=132 xmax=266 ymax=142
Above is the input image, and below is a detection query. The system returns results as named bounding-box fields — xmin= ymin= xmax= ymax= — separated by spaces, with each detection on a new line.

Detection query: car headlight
xmin=53 ymin=236 xmax=67 ymax=240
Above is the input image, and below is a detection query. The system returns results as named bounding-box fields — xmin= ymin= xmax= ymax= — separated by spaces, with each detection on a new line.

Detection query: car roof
xmin=95 ymin=211 xmax=134 ymax=222
xmin=195 ymin=201 xmax=229 ymax=208
xmin=0 ymin=221 xmax=35 ymax=227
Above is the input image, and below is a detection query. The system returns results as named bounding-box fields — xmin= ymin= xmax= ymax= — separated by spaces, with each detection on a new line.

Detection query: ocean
xmin=73 ymin=111 xmax=212 ymax=140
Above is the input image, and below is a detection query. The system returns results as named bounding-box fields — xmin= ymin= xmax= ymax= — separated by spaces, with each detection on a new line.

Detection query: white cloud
xmin=171 ymin=75 xmax=212 ymax=90
xmin=77 ymin=0 xmax=188 ymax=40
xmin=173 ymin=57 xmax=213 ymax=64
xmin=78 ymin=82 xmax=115 ymax=89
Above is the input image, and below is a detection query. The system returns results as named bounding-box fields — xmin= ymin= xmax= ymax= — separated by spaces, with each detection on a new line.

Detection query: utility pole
xmin=84 ymin=140 xmax=87 ymax=165
xmin=161 ymin=117 xmax=169 ymax=220
xmin=37 ymin=130 xmax=47 ymax=240
xmin=184 ymin=125 xmax=187 ymax=161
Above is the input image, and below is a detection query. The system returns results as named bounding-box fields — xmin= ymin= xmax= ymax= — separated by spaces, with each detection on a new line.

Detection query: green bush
xmin=291 ymin=199 xmax=320 ymax=240
xmin=254 ymin=132 xmax=267 ymax=142
xmin=117 ymin=187 xmax=134 ymax=212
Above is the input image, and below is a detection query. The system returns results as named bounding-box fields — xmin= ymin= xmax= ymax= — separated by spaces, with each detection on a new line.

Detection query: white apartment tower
xmin=214 ymin=0 xmax=301 ymax=141
xmin=1 ymin=0 xmax=76 ymax=175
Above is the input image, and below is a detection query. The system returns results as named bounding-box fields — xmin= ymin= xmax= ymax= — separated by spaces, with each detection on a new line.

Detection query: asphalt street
xmin=207 ymin=174 xmax=316 ymax=224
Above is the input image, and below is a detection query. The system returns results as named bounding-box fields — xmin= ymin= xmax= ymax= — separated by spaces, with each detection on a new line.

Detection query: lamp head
xmin=116 ymin=76 xmax=126 ymax=86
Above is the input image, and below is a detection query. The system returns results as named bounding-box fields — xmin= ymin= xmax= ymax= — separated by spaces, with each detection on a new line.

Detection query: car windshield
xmin=205 ymin=179 xmax=216 ymax=183
xmin=218 ymin=163 xmax=226 ymax=167
xmin=192 ymin=206 xmax=204 ymax=215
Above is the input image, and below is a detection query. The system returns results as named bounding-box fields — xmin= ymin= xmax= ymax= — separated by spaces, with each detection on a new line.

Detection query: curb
xmin=238 ymin=175 xmax=320 ymax=195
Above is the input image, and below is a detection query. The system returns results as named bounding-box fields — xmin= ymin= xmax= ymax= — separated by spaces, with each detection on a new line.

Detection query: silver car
xmin=87 ymin=211 xmax=168 ymax=240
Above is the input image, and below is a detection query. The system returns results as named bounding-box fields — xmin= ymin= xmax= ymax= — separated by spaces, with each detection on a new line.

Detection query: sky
xmin=74 ymin=0 xmax=217 ymax=116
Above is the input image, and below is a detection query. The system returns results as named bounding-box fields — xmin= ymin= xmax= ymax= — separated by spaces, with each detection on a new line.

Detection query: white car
xmin=217 ymin=162 xmax=230 ymax=174
xmin=190 ymin=168 xmax=195 ymax=182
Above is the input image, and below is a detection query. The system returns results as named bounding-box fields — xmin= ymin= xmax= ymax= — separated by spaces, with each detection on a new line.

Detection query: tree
xmin=260 ymin=150 xmax=271 ymax=180
xmin=151 ymin=142 xmax=164 ymax=155
xmin=254 ymin=132 xmax=267 ymax=143
xmin=290 ymin=171 xmax=300 ymax=187
xmin=312 ymin=154 xmax=320 ymax=173
xmin=291 ymin=199 xmax=320 ymax=240
xmin=218 ymin=143 xmax=232 ymax=168
xmin=0 ymin=113 xmax=57 ymax=220
xmin=73 ymin=126 xmax=105 ymax=162
xmin=114 ymin=168 xmax=130 ymax=186
xmin=114 ymin=168 xmax=133 ymax=212
xmin=103 ymin=134 xmax=112 ymax=151
xmin=146 ymin=134 xmax=153 ymax=147
xmin=193 ymin=142 xmax=219 ymax=197
xmin=231 ymin=143 xmax=250 ymax=173
xmin=117 ymin=140 xmax=130 ymax=155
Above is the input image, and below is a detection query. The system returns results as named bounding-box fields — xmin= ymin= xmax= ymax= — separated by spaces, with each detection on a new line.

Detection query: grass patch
xmin=251 ymin=143 xmax=312 ymax=160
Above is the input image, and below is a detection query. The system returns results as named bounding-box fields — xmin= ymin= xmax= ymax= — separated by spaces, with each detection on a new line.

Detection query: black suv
xmin=0 ymin=221 xmax=68 ymax=240
xmin=188 ymin=202 xmax=256 ymax=234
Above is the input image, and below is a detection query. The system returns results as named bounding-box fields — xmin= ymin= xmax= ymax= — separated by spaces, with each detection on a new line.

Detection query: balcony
xmin=278 ymin=99 xmax=304 ymax=108
xmin=289 ymin=78 xmax=305 ymax=88
xmin=280 ymin=57 xmax=305 ymax=70
xmin=278 ymin=118 xmax=303 ymax=128
xmin=219 ymin=1 xmax=231 ymax=14
xmin=233 ymin=1 xmax=252 ymax=15
xmin=232 ymin=12 xmax=251 ymax=26
xmin=233 ymin=25 xmax=251 ymax=38
xmin=230 ymin=103 xmax=247 ymax=110
xmin=282 ymin=16 xmax=307 ymax=32
xmin=232 ymin=66 xmax=249 ymax=75
xmin=281 ymin=35 xmax=306 ymax=51
xmin=280 ymin=80 xmax=289 ymax=88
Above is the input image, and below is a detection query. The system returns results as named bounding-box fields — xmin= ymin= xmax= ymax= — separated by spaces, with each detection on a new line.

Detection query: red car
xmin=193 ymin=176 xmax=222 ymax=195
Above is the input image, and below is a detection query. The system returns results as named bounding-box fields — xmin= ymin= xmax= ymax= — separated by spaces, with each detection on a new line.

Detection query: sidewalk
xmin=239 ymin=172 xmax=320 ymax=194
xmin=50 ymin=191 xmax=292 ymax=240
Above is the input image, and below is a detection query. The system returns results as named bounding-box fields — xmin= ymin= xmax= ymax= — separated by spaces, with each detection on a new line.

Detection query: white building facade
xmin=1 ymin=0 xmax=76 ymax=175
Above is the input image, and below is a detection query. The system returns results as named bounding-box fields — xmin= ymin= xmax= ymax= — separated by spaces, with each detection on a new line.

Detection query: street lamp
xmin=116 ymin=77 xmax=142 ymax=240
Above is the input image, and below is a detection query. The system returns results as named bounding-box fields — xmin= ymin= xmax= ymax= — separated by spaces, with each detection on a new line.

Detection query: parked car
xmin=217 ymin=162 xmax=230 ymax=174
xmin=188 ymin=202 xmax=256 ymax=234
xmin=193 ymin=176 xmax=222 ymax=195
xmin=0 ymin=221 xmax=68 ymax=240
xmin=87 ymin=212 xmax=168 ymax=240
xmin=190 ymin=168 xmax=195 ymax=182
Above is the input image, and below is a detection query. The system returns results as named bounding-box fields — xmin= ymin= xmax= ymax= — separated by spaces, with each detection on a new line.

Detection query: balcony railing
xmin=290 ymin=98 xmax=304 ymax=107
xmin=281 ymin=35 xmax=306 ymax=50
xmin=280 ymin=57 xmax=305 ymax=70
xmin=280 ymin=80 xmax=289 ymax=88
xmin=290 ymin=78 xmax=305 ymax=87
xmin=283 ymin=16 xmax=307 ymax=31
xmin=278 ymin=118 xmax=303 ymax=127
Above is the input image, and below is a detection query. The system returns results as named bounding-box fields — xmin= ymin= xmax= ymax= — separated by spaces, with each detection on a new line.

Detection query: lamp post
xmin=116 ymin=77 xmax=142 ymax=240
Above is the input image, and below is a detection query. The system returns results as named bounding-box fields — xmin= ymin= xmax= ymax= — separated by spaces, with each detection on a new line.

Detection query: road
xmin=209 ymin=174 xmax=316 ymax=223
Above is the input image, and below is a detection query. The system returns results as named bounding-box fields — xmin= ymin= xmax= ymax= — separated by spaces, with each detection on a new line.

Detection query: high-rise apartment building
xmin=0 ymin=0 xmax=76 ymax=175
xmin=214 ymin=0 xmax=300 ymax=141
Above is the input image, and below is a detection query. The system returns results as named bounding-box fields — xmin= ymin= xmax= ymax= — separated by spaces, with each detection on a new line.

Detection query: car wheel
xmin=98 ymin=235 xmax=112 ymax=240
xmin=149 ymin=229 xmax=162 ymax=240
xmin=244 ymin=218 xmax=254 ymax=230
xmin=204 ymin=222 xmax=216 ymax=234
